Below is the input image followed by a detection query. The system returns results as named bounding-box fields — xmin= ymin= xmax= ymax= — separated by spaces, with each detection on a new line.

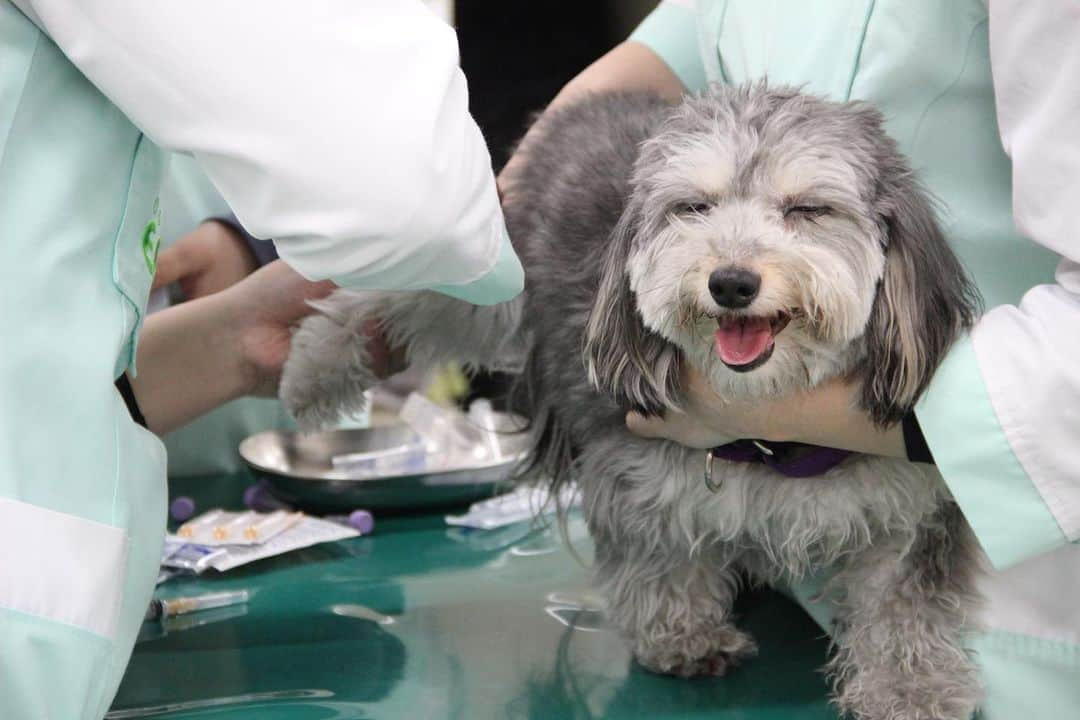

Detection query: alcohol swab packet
xmin=445 ymin=482 xmax=581 ymax=530
xmin=161 ymin=538 xmax=226 ymax=574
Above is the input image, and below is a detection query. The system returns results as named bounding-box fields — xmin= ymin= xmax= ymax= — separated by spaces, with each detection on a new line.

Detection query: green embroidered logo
xmin=141 ymin=197 xmax=163 ymax=274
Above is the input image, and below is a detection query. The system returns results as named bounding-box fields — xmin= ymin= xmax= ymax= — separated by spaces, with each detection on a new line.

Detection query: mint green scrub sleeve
xmin=916 ymin=337 xmax=1067 ymax=570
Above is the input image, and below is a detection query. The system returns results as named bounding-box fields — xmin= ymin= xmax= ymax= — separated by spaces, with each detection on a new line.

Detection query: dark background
xmin=458 ymin=1 xmax=652 ymax=171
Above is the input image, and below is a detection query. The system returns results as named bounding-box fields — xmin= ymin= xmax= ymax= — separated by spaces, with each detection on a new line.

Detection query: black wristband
xmin=115 ymin=373 xmax=148 ymax=429
xmin=902 ymin=410 xmax=934 ymax=465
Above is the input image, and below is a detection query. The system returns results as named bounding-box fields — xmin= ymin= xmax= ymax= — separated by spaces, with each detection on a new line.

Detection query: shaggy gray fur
xmin=281 ymin=84 xmax=985 ymax=720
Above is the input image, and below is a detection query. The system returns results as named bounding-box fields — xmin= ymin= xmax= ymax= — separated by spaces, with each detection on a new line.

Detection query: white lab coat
xmin=963 ymin=5 xmax=1080 ymax=713
xmin=974 ymin=1 xmax=1080 ymax=543
xmin=11 ymin=0 xmax=523 ymax=304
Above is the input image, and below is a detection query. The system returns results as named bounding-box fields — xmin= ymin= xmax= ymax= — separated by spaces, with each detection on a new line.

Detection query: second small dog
xmin=282 ymin=84 xmax=985 ymax=720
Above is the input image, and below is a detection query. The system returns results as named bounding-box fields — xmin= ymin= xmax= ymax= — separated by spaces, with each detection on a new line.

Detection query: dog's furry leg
xmin=280 ymin=289 xmax=526 ymax=429
xmin=827 ymin=504 xmax=983 ymax=720
xmin=580 ymin=439 xmax=756 ymax=678
xmin=594 ymin=534 xmax=754 ymax=678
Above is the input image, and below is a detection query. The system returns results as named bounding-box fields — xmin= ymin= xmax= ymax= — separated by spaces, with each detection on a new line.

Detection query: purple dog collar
xmin=709 ymin=439 xmax=853 ymax=481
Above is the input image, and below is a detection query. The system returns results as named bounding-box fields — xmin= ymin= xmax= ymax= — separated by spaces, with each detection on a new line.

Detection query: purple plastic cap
xmin=348 ymin=509 xmax=375 ymax=535
xmin=242 ymin=484 xmax=263 ymax=510
xmin=169 ymin=496 xmax=196 ymax=522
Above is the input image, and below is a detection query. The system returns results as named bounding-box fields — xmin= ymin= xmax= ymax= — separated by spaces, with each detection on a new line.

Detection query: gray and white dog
xmin=282 ymin=84 xmax=986 ymax=720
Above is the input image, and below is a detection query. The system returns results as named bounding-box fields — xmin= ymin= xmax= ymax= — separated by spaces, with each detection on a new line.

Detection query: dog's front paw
xmin=833 ymin=662 xmax=980 ymax=720
xmin=633 ymin=621 xmax=756 ymax=679
xmin=280 ymin=313 xmax=376 ymax=431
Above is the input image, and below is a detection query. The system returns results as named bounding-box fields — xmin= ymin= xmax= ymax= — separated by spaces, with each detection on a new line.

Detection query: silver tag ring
xmin=703 ymin=449 xmax=723 ymax=493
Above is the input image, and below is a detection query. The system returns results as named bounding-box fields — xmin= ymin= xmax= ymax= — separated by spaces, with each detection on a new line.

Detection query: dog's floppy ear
xmin=861 ymin=164 xmax=981 ymax=426
xmin=583 ymin=200 xmax=682 ymax=417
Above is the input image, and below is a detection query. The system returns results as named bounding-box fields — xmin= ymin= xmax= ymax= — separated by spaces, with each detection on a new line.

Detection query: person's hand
xmin=626 ymin=365 xmax=907 ymax=459
xmin=219 ymin=260 xmax=337 ymax=397
xmin=625 ymin=366 xmax=782 ymax=449
xmin=132 ymin=260 xmax=335 ymax=434
xmin=153 ymin=220 xmax=259 ymax=299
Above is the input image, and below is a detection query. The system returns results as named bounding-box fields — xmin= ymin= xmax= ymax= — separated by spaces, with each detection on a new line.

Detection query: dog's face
xmin=586 ymin=85 xmax=979 ymax=425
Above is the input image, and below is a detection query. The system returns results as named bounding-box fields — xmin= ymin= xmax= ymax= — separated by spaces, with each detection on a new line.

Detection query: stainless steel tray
xmin=239 ymin=422 xmax=531 ymax=512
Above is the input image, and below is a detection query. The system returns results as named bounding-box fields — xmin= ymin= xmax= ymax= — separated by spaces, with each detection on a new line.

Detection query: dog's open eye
xmin=674 ymin=201 xmax=713 ymax=216
xmin=784 ymin=204 xmax=832 ymax=219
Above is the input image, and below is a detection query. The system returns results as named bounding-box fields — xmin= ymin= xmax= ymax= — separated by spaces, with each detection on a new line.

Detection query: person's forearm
xmin=627 ymin=374 xmax=908 ymax=460
xmin=128 ymin=294 xmax=248 ymax=435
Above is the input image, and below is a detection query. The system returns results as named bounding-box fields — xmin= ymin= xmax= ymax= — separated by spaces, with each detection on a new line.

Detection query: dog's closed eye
xmin=673 ymin=201 xmax=714 ymax=216
xmin=783 ymin=204 xmax=832 ymax=219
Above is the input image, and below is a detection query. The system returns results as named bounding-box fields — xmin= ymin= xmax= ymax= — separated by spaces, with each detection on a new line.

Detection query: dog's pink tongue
xmin=715 ymin=318 xmax=774 ymax=366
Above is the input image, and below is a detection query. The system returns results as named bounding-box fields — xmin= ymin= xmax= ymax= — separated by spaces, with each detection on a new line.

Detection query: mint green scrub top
xmin=631 ymin=2 xmax=1075 ymax=717
xmin=0 ymin=3 xmax=508 ymax=718
xmin=0 ymin=4 xmax=168 ymax=718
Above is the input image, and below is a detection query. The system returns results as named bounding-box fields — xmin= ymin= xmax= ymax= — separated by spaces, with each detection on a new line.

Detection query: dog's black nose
xmin=708 ymin=268 xmax=761 ymax=308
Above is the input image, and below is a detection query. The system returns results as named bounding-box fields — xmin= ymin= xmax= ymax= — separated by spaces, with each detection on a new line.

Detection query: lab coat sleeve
xmin=914 ymin=0 xmax=1080 ymax=569
xmin=12 ymin=0 xmax=523 ymax=305
xmin=628 ymin=0 xmax=709 ymax=92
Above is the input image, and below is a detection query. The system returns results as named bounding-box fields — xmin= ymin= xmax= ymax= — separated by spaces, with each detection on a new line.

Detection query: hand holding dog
xmin=627 ymin=366 xmax=907 ymax=459
xmin=131 ymin=261 xmax=334 ymax=434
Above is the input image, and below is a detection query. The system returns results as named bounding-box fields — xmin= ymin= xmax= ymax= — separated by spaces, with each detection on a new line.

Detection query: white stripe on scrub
xmin=0 ymin=498 xmax=128 ymax=639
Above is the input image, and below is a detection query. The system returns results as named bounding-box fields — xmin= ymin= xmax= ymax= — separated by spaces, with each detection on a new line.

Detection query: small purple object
xmin=347 ymin=509 xmax=375 ymax=535
xmin=242 ymin=484 xmax=263 ymax=510
xmin=169 ymin=496 xmax=196 ymax=522
xmin=325 ymin=509 xmax=375 ymax=534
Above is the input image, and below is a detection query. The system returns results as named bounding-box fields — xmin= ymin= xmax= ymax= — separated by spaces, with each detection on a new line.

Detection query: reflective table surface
xmin=111 ymin=472 xmax=838 ymax=720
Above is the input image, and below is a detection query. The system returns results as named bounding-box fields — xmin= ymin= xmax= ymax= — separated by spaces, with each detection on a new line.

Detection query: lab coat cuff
xmin=628 ymin=1 xmax=709 ymax=92
xmin=915 ymin=334 xmax=1067 ymax=570
xmin=428 ymin=225 xmax=524 ymax=306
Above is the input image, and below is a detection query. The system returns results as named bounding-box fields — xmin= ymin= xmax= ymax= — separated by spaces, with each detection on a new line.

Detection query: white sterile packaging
xmin=331 ymin=393 xmax=506 ymax=478
xmin=203 ymin=516 xmax=359 ymax=572
xmin=400 ymin=392 xmax=498 ymax=467
xmin=175 ymin=509 xmax=302 ymax=546
xmin=163 ymin=511 xmax=359 ymax=576
xmin=445 ymin=482 xmax=581 ymax=530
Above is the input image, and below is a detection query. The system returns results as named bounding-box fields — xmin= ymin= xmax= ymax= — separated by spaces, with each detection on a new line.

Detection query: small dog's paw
xmin=640 ymin=649 xmax=740 ymax=679
xmin=633 ymin=622 xmax=756 ymax=679
xmin=279 ymin=313 xmax=376 ymax=431
xmin=834 ymin=669 xmax=980 ymax=720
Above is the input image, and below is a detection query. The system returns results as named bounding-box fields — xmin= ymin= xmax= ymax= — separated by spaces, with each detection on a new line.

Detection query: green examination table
xmin=109 ymin=472 xmax=839 ymax=720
